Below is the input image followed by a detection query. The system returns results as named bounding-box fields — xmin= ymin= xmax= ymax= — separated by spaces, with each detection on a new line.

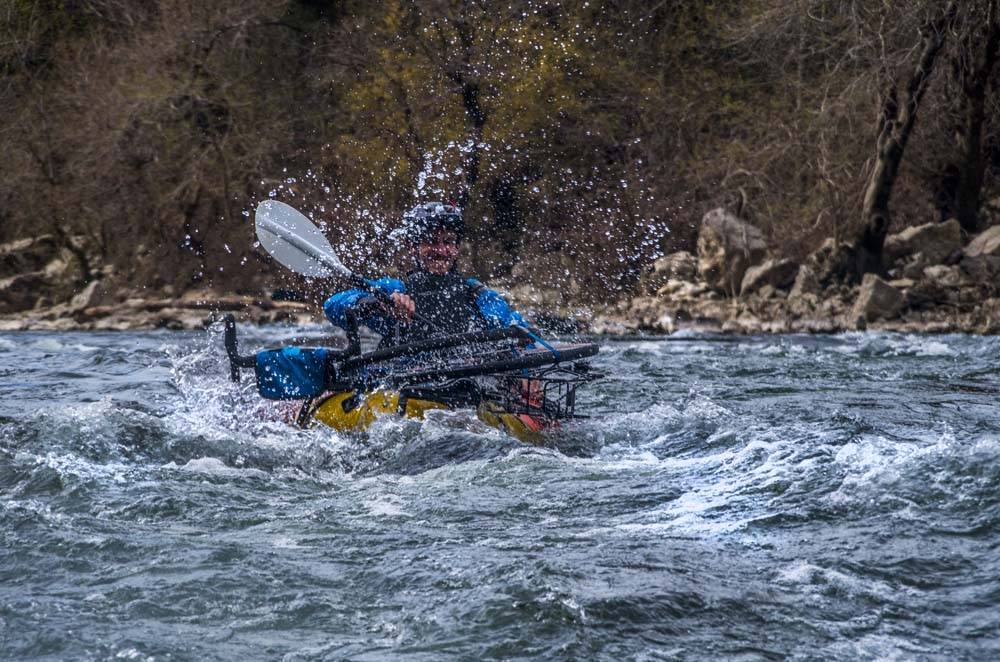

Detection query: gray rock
xmin=696 ymin=208 xmax=767 ymax=295
xmin=0 ymin=271 xmax=51 ymax=314
xmin=740 ymin=258 xmax=799 ymax=295
xmin=982 ymin=200 xmax=1000 ymax=228
xmin=752 ymin=284 xmax=778 ymax=300
xmin=899 ymin=278 xmax=946 ymax=309
xmin=799 ymin=237 xmax=854 ymax=289
xmin=884 ymin=219 xmax=962 ymax=267
xmin=851 ymin=274 xmax=905 ymax=323
xmin=960 ymin=226 xmax=1000 ymax=285
xmin=960 ymin=255 xmax=1000 ymax=283
xmin=0 ymin=235 xmax=60 ymax=279
xmin=640 ymin=251 xmax=698 ymax=294
xmin=664 ymin=251 xmax=698 ymax=281
xmin=964 ymin=225 xmax=1000 ymax=258
xmin=656 ymin=279 xmax=709 ymax=300
xmin=69 ymin=280 xmax=104 ymax=310
xmin=897 ymin=252 xmax=932 ymax=280
xmin=789 ymin=264 xmax=821 ymax=299
xmin=589 ymin=315 xmax=629 ymax=335
xmin=922 ymin=264 xmax=966 ymax=288
xmin=617 ymin=295 xmax=677 ymax=333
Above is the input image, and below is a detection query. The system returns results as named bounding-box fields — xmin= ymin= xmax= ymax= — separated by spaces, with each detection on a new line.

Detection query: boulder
xmin=893 ymin=252 xmax=934 ymax=280
xmin=618 ymin=295 xmax=676 ymax=333
xmin=696 ymin=208 xmax=767 ymax=295
xmin=958 ymin=226 xmax=1000 ymax=285
xmin=753 ymin=284 xmax=778 ymax=300
xmin=656 ymin=279 xmax=710 ymax=300
xmin=68 ymin=280 xmax=105 ymax=310
xmin=589 ymin=315 xmax=629 ymax=336
xmin=820 ymin=292 xmax=850 ymax=317
xmin=639 ymin=251 xmax=697 ymax=294
xmin=960 ymin=255 xmax=1000 ymax=284
xmin=884 ymin=219 xmax=962 ymax=267
xmin=922 ymin=264 xmax=967 ymax=288
xmin=964 ymin=225 xmax=1000 ymax=258
xmin=740 ymin=258 xmax=799 ymax=295
xmin=851 ymin=274 xmax=905 ymax=323
xmin=789 ymin=264 xmax=821 ymax=299
xmin=0 ymin=235 xmax=60 ymax=279
xmin=797 ymin=237 xmax=854 ymax=290
xmin=0 ymin=271 xmax=51 ymax=314
xmin=658 ymin=251 xmax=698 ymax=281
xmin=982 ymin=199 xmax=1000 ymax=227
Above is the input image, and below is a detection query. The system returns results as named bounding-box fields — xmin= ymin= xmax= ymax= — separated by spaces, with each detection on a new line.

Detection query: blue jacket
xmin=323 ymin=276 xmax=530 ymax=337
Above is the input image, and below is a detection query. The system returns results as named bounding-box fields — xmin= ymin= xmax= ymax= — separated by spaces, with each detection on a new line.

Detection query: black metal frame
xmin=223 ymin=315 xmax=255 ymax=382
xmin=223 ymin=314 xmax=601 ymax=421
xmin=379 ymin=343 xmax=598 ymax=387
xmin=223 ymin=314 xmax=534 ymax=382
xmin=488 ymin=362 xmax=600 ymax=420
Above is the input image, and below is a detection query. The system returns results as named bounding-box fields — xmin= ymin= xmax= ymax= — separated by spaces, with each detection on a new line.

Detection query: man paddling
xmin=323 ymin=202 xmax=532 ymax=346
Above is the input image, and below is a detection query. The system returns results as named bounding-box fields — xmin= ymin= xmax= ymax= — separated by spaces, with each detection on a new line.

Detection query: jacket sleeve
xmin=323 ymin=277 xmax=405 ymax=337
xmin=469 ymin=280 xmax=531 ymax=330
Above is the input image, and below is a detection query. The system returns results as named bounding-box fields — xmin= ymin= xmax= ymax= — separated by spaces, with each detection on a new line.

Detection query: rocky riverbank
xmin=0 ymin=233 xmax=319 ymax=331
xmin=587 ymin=209 xmax=1000 ymax=336
xmin=0 ymin=292 xmax=318 ymax=332
xmin=2 ymin=209 xmax=999 ymax=334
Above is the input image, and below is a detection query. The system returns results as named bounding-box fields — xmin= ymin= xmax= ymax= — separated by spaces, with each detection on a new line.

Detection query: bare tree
xmin=852 ymin=1 xmax=957 ymax=277
xmin=950 ymin=0 xmax=1000 ymax=233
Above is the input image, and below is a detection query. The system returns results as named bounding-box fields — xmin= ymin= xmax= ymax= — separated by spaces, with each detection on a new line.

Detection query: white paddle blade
xmin=254 ymin=200 xmax=350 ymax=279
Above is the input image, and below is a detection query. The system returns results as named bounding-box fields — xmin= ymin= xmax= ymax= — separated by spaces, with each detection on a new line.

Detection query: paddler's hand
xmin=388 ymin=292 xmax=415 ymax=323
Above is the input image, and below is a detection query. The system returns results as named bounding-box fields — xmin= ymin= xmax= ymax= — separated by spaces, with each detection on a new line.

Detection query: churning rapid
xmin=2 ymin=327 xmax=999 ymax=660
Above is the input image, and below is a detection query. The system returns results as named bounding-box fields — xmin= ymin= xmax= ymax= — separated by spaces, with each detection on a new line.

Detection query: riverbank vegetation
xmin=2 ymin=0 xmax=998 ymax=324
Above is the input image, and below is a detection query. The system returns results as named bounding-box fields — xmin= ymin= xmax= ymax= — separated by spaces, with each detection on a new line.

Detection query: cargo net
xmin=490 ymin=363 xmax=600 ymax=420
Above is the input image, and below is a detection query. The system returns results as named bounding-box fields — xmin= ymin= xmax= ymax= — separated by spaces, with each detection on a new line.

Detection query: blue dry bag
xmin=255 ymin=347 xmax=329 ymax=400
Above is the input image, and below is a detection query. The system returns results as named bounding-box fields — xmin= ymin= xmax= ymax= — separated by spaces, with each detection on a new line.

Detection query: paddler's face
xmin=417 ymin=230 xmax=459 ymax=274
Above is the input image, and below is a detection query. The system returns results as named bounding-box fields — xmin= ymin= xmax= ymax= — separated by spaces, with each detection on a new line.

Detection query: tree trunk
xmin=853 ymin=1 xmax=956 ymax=277
xmin=954 ymin=0 xmax=1000 ymax=234
xmin=460 ymin=78 xmax=486 ymax=206
xmin=453 ymin=4 xmax=485 ymax=212
xmin=440 ymin=2 xmax=491 ymax=274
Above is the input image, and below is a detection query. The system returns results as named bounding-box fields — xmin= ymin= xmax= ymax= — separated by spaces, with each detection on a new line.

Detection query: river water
xmin=1 ymin=327 xmax=999 ymax=660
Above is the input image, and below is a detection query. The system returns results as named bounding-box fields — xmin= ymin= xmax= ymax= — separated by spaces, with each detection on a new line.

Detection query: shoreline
xmin=4 ymin=211 xmax=998 ymax=336
xmin=587 ymin=293 xmax=1000 ymax=336
xmin=2 ymin=290 xmax=997 ymax=335
xmin=0 ymin=294 xmax=319 ymax=332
